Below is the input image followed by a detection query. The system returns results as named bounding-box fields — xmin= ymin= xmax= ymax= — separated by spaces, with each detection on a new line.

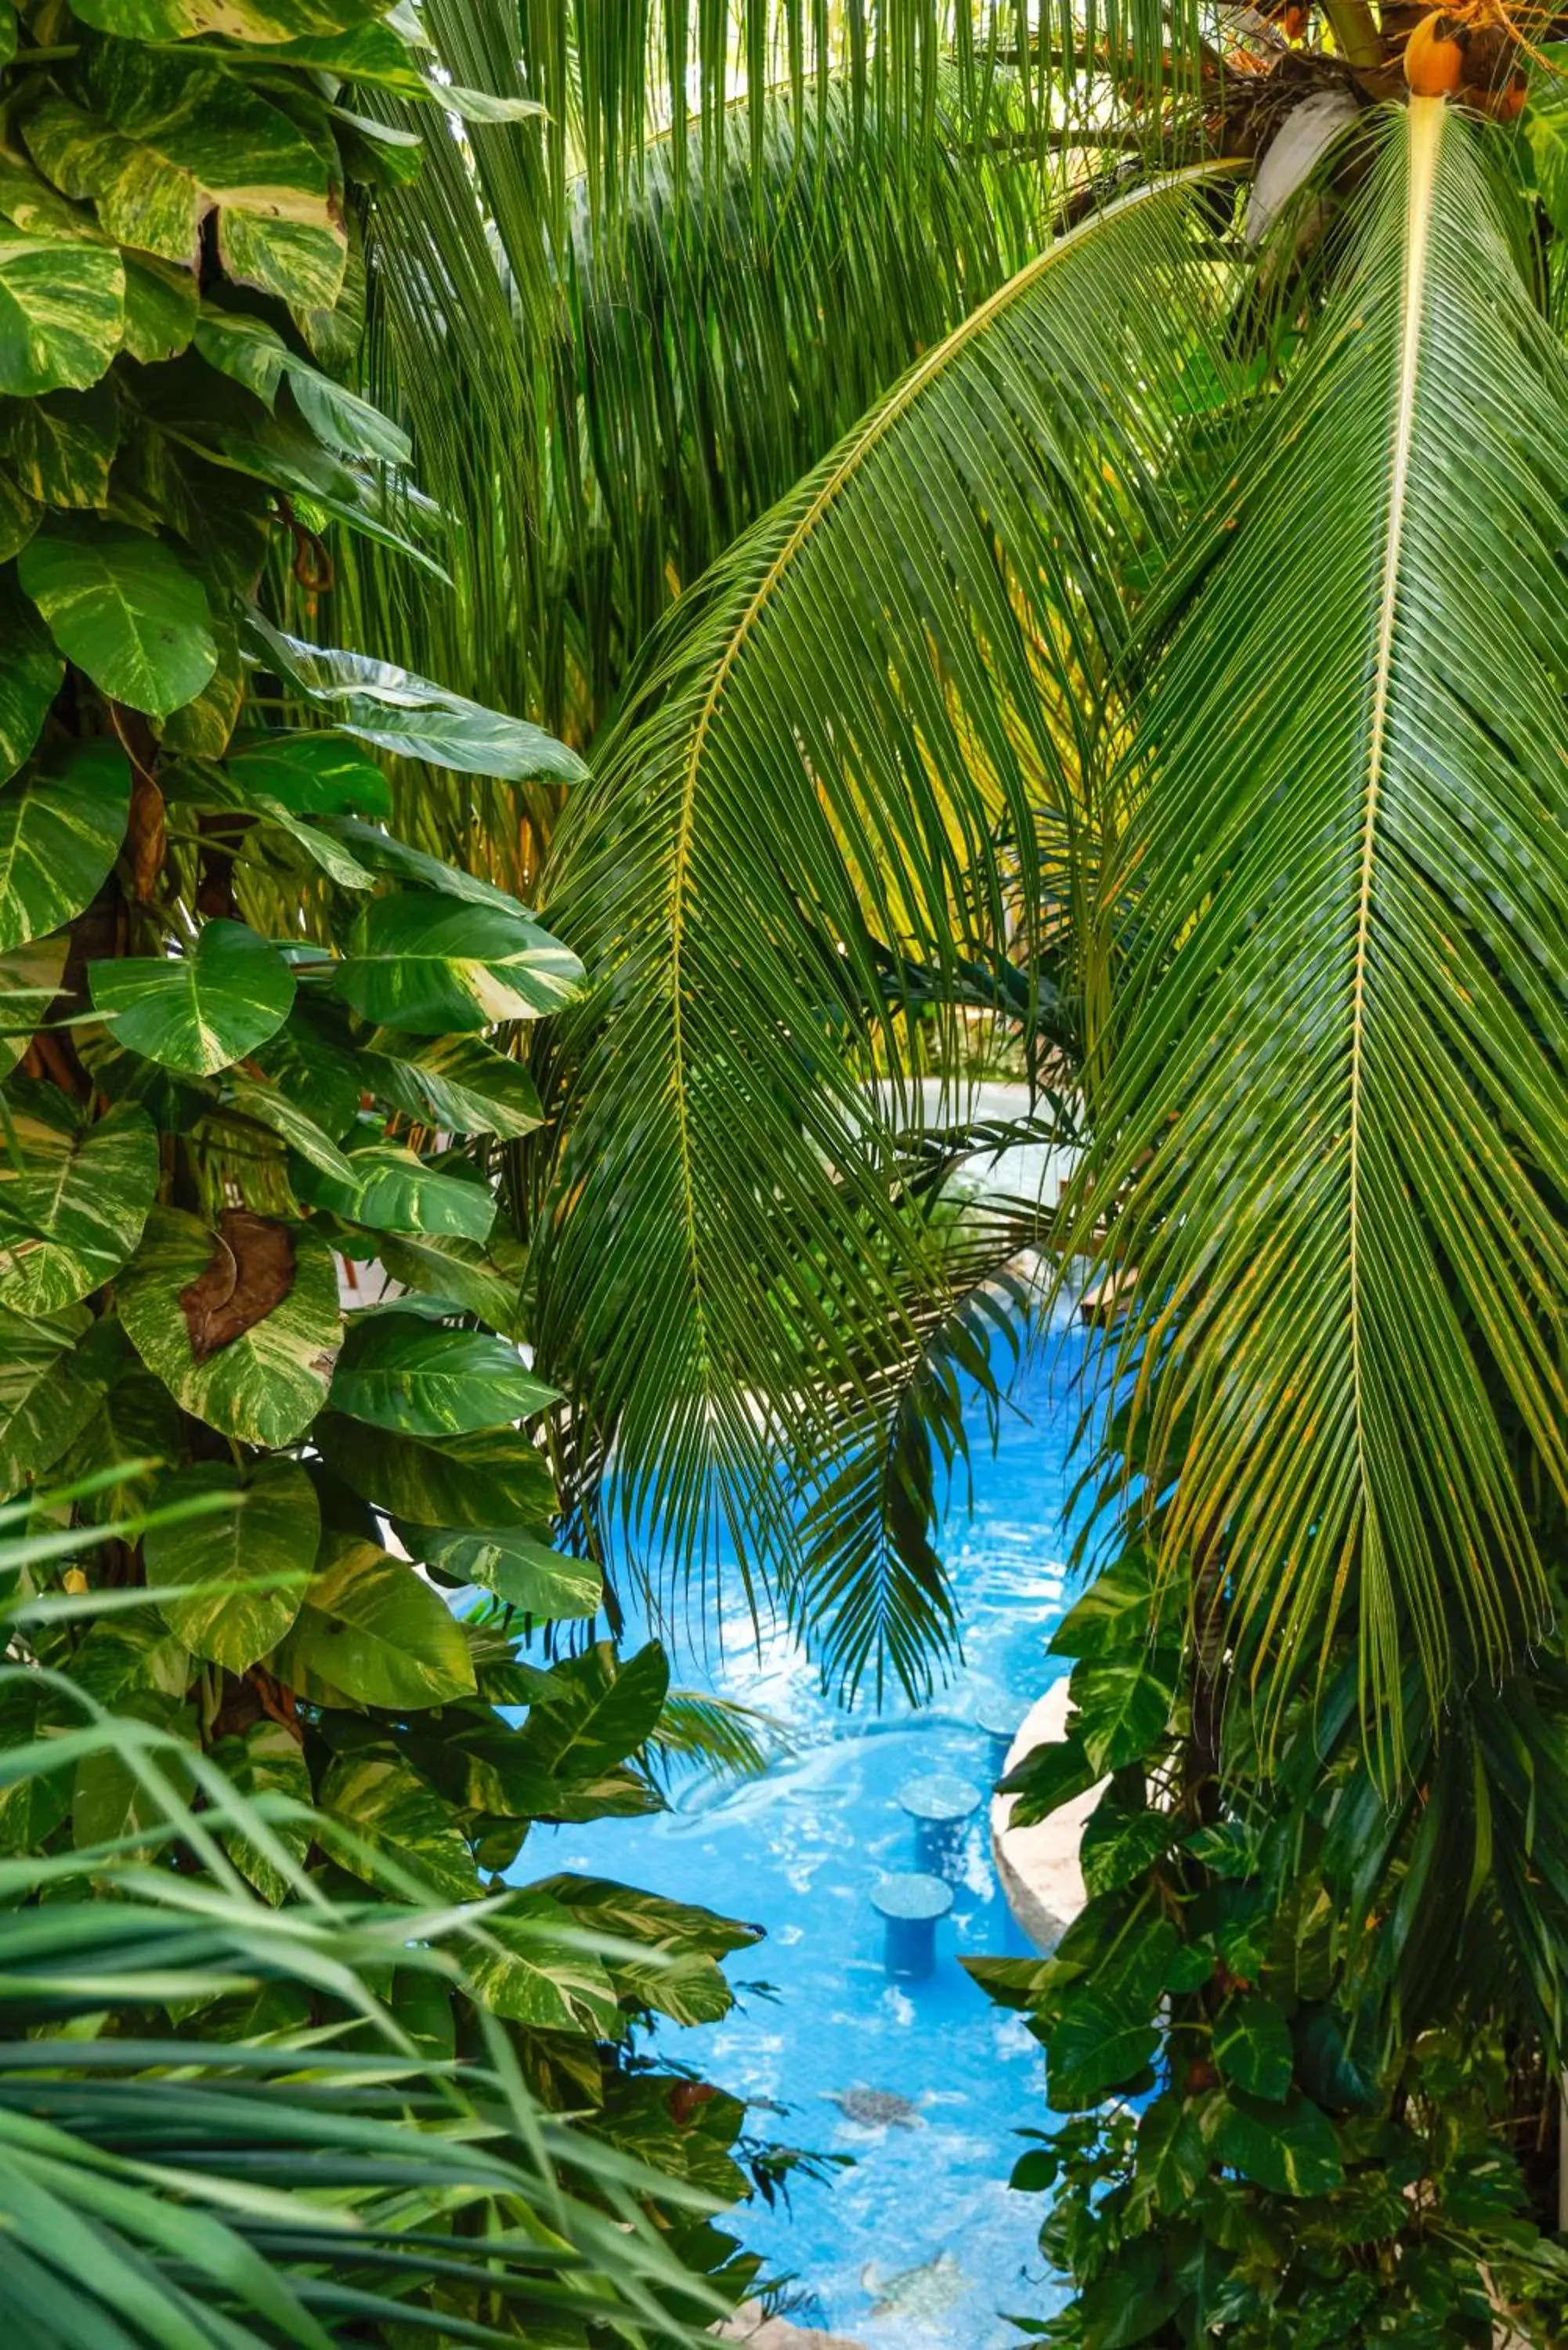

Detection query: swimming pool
xmin=538 ymin=1310 xmax=1090 ymax=2345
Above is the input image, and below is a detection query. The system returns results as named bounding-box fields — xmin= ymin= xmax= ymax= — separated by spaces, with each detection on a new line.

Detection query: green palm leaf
xmin=1068 ymin=101 xmax=1568 ymax=1746
xmin=536 ymin=172 xmax=1239 ymax=1671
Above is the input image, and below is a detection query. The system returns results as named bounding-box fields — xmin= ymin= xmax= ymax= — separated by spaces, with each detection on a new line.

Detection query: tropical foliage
xmin=0 ymin=1483 xmax=757 ymax=2345
xmin=977 ymin=1396 xmax=1568 ymax=2344
xmin=331 ymin=1 xmax=1568 ymax=2341
xmin=0 ymin=2 xmax=775 ymax=2334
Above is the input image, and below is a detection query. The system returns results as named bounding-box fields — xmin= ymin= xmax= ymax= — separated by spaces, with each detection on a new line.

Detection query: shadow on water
xmin=531 ymin=1314 xmax=1096 ymax=2345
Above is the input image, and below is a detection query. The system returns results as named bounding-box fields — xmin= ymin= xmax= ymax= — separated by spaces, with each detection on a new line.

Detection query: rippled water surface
xmin=537 ymin=1315 xmax=1093 ymax=2345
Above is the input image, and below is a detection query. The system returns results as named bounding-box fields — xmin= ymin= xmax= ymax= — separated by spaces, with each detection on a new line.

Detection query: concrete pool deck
xmin=991 ymin=1679 xmax=1099 ymax=1950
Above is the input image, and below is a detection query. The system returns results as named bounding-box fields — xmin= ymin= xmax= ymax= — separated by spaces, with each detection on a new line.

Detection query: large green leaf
xmin=121 ymin=248 xmax=198 ymax=363
xmin=334 ymin=892 xmax=584 ymax=1034
xmin=364 ymin=1032 xmax=544 ymax=1140
xmin=250 ymin=617 xmax=587 ymax=782
xmin=316 ymin=1412 xmax=555 ymax=1528
xmin=0 ymin=230 xmax=123 ymax=395
xmin=1212 ymin=2091 xmax=1345 ymax=2197
xmin=536 ymin=1877 xmax=753 ymax=2026
xmin=206 ymin=1717 xmax=312 ymax=1906
xmin=0 ymin=1305 xmax=126 ymax=1492
xmin=0 ymin=931 xmax=69 ymax=1079
xmin=143 ymin=1458 xmax=317 ymax=1672
xmin=222 ymin=728 xmax=391 ymax=818
xmin=1065 ymin=103 xmax=1568 ymax=1734
xmin=0 ymin=1092 xmax=158 ymax=1314
xmin=1078 ymin=1795 xmax=1175 ymax=1900
xmin=1050 ymin=1550 xmax=1158 ymax=1661
xmin=222 ymin=1069 xmax=356 ymax=1182
xmin=93 ymin=924 xmax=290 ymax=1076
xmin=0 ymin=378 xmax=118 ymax=507
xmin=0 ymin=574 xmax=62 ymax=783
xmin=331 ymin=1312 xmax=557 ymax=1436
xmin=18 ymin=519 xmax=216 ymax=718
xmin=316 ymin=817 xmax=529 ymax=913
xmin=518 ymin=1642 xmax=670 ymax=1778
xmin=1071 ymin=1654 xmax=1179 ymax=1775
xmin=0 ymin=739 xmax=130 ymax=952
xmin=464 ymin=1892 xmax=621 ymax=2036
xmin=70 ymin=0 xmax=389 ymax=34
xmin=90 ymin=920 xmax=294 ymax=1076
xmin=999 ymin=1729 xmax=1100 ymax=1829
xmin=269 ymin=1531 xmax=476 ymax=1708
xmin=1212 ymin=1995 xmax=1295 ymax=2104
xmin=195 ymin=306 xmax=410 ymax=465
xmin=28 ymin=46 xmax=345 ymax=308
xmin=293 ymin=1142 xmax=498 ymax=1239
xmin=373 ymin=1229 xmax=526 ymax=1334
xmin=49 ymin=1358 xmax=179 ymax=1525
xmin=406 ymin=1525 xmax=599 ymax=1619
xmin=118 ymin=1206 xmax=341 ymax=1444
xmin=318 ymin=1749 xmax=480 ymax=1901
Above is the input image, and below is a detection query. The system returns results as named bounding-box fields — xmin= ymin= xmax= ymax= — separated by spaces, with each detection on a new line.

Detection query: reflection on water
xmin=533 ymin=1317 xmax=1092 ymax=2345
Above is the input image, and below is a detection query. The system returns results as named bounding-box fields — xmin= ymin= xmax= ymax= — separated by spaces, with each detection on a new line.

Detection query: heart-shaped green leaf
xmin=318 ymin=1749 xmax=480 ymax=1902
xmin=405 ymin=1524 xmax=600 ymax=1619
xmin=223 ymin=1070 xmax=356 ymax=1182
xmin=463 ymin=1893 xmax=621 ymax=2035
xmin=144 ymin=1457 xmax=317 ymax=1673
xmin=223 ymin=728 xmax=390 ymax=817
xmin=1213 ymin=1994 xmax=1295 ymax=2104
xmin=89 ymin=919 xmax=294 ymax=1075
xmin=250 ymin=617 xmax=587 ymax=782
xmin=316 ymin=1412 xmax=555 ymax=1529
xmin=331 ymin=1313 xmax=557 ymax=1436
xmin=0 ymin=1091 xmax=158 ymax=1315
xmin=334 ymin=891 xmax=585 ymax=1033
xmin=118 ymin=1206 xmax=341 ymax=1445
xmin=0 ymin=230 xmax=123 ymax=396
xmin=18 ymin=519 xmax=216 ymax=717
xmin=0 ymin=1305 xmax=126 ymax=1492
xmin=0 ymin=574 xmax=63 ymax=784
xmin=364 ymin=1031 xmax=544 ymax=1140
xmin=294 ymin=1142 xmax=497 ymax=1239
xmin=270 ymin=1531 xmax=475 ymax=1708
xmin=0 ymin=739 xmax=130 ymax=952
xmin=1212 ymin=2090 xmax=1344 ymax=2196
xmin=0 ymin=931 xmax=69 ymax=1079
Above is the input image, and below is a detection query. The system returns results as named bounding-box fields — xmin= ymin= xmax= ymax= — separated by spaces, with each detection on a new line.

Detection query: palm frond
xmin=645 ymin=1692 xmax=786 ymax=1781
xmin=345 ymin=34 xmax=1081 ymax=767
xmin=1068 ymin=101 xmax=1568 ymax=1752
xmin=0 ymin=1680 xmax=736 ymax=2346
xmin=533 ymin=172 xmax=1241 ymax=1665
xmin=791 ymin=1205 xmax=1042 ymax=1704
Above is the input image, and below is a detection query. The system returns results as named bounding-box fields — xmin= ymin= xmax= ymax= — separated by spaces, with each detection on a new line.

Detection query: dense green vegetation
xmin=5 ymin=0 xmax=1568 ymax=2344
xmin=0 ymin=4 xmax=780 ymax=2337
xmin=343 ymin=5 xmax=1568 ymax=2344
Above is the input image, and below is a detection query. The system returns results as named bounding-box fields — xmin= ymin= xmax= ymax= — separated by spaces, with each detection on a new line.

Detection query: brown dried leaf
xmin=179 ymin=1210 xmax=295 ymax=1362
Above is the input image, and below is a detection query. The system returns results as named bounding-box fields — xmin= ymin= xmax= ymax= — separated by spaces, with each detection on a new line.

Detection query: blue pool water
xmin=538 ymin=1311 xmax=1092 ymax=2345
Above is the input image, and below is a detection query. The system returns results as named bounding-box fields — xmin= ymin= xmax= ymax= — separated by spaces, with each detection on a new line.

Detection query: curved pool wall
xmin=535 ymin=1310 xmax=1093 ymax=2344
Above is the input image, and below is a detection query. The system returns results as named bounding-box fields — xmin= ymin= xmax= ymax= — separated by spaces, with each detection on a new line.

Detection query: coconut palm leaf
xmin=0 ymin=1682 xmax=737 ymax=2347
xmin=347 ymin=31 xmax=1073 ymax=764
xmin=530 ymin=172 xmax=1240 ymax=1671
xmin=792 ymin=1203 xmax=1042 ymax=1704
xmin=1067 ymin=100 xmax=1568 ymax=1752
